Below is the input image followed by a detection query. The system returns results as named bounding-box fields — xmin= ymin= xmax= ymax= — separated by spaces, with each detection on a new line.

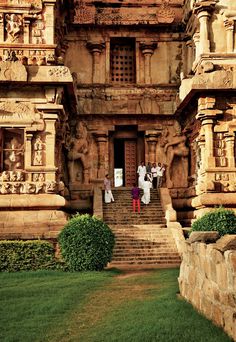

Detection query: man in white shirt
xmin=137 ymin=161 xmax=146 ymax=188
xmin=157 ymin=163 xmax=166 ymax=188
xmin=151 ymin=162 xmax=158 ymax=189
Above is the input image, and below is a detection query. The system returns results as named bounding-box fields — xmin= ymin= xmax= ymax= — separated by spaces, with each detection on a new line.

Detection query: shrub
xmin=0 ymin=240 xmax=57 ymax=272
xmin=58 ymin=214 xmax=115 ymax=271
xmin=191 ymin=207 xmax=236 ymax=236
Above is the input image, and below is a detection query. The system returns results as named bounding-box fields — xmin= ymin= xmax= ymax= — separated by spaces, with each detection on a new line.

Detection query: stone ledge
xmin=187 ymin=231 xmax=219 ymax=244
xmin=214 ymin=235 xmax=236 ymax=252
xmin=0 ymin=194 xmax=66 ymax=208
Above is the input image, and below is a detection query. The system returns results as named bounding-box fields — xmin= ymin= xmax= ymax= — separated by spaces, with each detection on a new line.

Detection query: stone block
xmin=216 ymin=262 xmax=228 ymax=290
xmin=223 ymin=309 xmax=235 ymax=339
xmin=201 ymin=296 xmax=212 ymax=319
xmin=210 ymin=248 xmax=224 ymax=264
xmin=211 ymin=303 xmax=224 ymax=327
xmin=202 ymin=278 xmax=214 ymax=299
xmin=187 ymin=231 xmax=219 ymax=244
xmin=214 ymin=235 xmax=236 ymax=252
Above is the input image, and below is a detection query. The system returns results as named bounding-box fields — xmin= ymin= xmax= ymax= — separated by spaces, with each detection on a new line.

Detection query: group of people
xmin=137 ymin=161 xmax=165 ymax=190
xmin=133 ymin=161 xmax=166 ymax=211
xmin=103 ymin=161 xmax=166 ymax=212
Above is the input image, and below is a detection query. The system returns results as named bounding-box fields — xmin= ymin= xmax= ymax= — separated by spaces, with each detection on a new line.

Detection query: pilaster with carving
xmin=193 ymin=1 xmax=216 ymax=57
xmin=87 ymin=41 xmax=105 ymax=84
xmin=145 ymin=130 xmax=160 ymax=164
xmin=140 ymin=42 xmax=157 ymax=84
xmin=94 ymin=132 xmax=108 ymax=179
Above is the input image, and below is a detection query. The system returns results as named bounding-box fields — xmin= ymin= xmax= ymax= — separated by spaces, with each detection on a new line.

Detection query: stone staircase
xmin=103 ymin=188 xmax=166 ymax=225
xmin=103 ymin=188 xmax=181 ymax=269
xmin=108 ymin=224 xmax=181 ymax=269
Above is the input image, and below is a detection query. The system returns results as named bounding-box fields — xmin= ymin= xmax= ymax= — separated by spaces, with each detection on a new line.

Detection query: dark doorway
xmin=114 ymin=138 xmax=137 ymax=186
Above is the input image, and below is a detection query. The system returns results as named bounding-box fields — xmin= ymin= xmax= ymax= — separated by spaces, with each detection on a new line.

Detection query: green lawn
xmin=0 ymin=269 xmax=231 ymax=342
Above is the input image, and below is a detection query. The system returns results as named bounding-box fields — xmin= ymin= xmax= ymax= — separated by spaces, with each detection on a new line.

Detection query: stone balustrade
xmin=178 ymin=232 xmax=236 ymax=341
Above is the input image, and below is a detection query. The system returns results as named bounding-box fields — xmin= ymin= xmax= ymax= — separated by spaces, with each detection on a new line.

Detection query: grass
xmin=0 ymin=269 xmax=231 ymax=342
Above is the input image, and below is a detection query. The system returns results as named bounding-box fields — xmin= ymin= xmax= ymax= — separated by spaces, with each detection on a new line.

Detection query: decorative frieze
xmin=73 ymin=0 xmax=177 ymax=25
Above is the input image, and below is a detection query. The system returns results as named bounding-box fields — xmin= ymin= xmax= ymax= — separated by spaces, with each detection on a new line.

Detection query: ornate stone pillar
xmin=193 ymin=32 xmax=200 ymax=61
xmin=225 ymin=133 xmax=235 ymax=168
xmin=44 ymin=114 xmax=57 ymax=181
xmin=145 ymin=131 xmax=159 ymax=164
xmin=25 ymin=133 xmax=33 ymax=179
xmin=87 ymin=42 xmax=105 ymax=84
xmin=0 ymin=14 xmax=4 ymax=43
xmin=23 ymin=18 xmax=30 ymax=44
xmin=224 ymin=19 xmax=234 ymax=53
xmin=140 ymin=42 xmax=157 ymax=84
xmin=196 ymin=97 xmax=222 ymax=169
xmin=44 ymin=0 xmax=56 ymax=45
xmin=95 ymin=132 xmax=108 ymax=179
xmin=193 ymin=1 xmax=216 ymax=55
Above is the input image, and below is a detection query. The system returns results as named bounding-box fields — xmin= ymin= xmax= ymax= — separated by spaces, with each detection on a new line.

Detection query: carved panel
xmin=5 ymin=13 xmax=23 ymax=43
xmin=213 ymin=132 xmax=228 ymax=167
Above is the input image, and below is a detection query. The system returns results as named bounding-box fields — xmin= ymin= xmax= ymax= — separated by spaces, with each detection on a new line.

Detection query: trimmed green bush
xmin=58 ymin=214 xmax=115 ymax=271
xmin=191 ymin=207 xmax=236 ymax=236
xmin=0 ymin=240 xmax=57 ymax=272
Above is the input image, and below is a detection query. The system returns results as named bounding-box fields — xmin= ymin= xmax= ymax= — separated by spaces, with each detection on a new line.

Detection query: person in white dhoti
xmin=141 ymin=175 xmax=152 ymax=205
xmin=137 ymin=161 xmax=146 ymax=189
xmin=104 ymin=174 xmax=114 ymax=203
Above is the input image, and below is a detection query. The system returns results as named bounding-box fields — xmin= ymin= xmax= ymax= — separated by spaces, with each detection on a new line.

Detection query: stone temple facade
xmin=0 ymin=0 xmax=236 ymax=237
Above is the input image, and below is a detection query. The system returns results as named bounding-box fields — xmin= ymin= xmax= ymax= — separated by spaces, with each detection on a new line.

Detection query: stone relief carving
xmin=213 ymin=132 xmax=228 ymax=167
xmin=0 ymin=101 xmax=42 ymax=124
xmin=67 ymin=121 xmax=91 ymax=184
xmin=32 ymin=135 xmax=45 ymax=166
xmin=4 ymin=137 xmax=24 ymax=171
xmin=32 ymin=14 xmax=45 ymax=44
xmin=95 ymin=5 xmax=175 ymax=25
xmin=5 ymin=14 xmax=23 ymax=43
xmin=0 ymin=170 xmax=61 ymax=194
xmin=163 ymin=133 xmax=189 ymax=188
xmin=156 ymin=0 xmax=175 ymax=24
xmin=48 ymin=67 xmax=69 ymax=78
xmin=0 ymin=60 xmax=27 ymax=81
xmin=74 ymin=0 xmax=95 ymax=24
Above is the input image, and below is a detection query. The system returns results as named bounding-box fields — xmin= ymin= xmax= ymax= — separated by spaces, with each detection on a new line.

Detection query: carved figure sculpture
xmin=33 ymin=135 xmax=45 ymax=166
xmin=32 ymin=15 xmax=45 ymax=44
xmin=5 ymin=14 xmax=23 ymax=43
xmin=4 ymin=137 xmax=23 ymax=171
xmin=164 ymin=134 xmax=189 ymax=188
xmin=67 ymin=121 xmax=90 ymax=184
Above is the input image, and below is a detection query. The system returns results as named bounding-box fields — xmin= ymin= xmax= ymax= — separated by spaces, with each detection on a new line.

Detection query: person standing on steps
xmin=156 ymin=162 xmax=162 ymax=188
xmin=137 ymin=161 xmax=146 ymax=188
xmin=141 ymin=175 xmax=152 ymax=205
xmin=104 ymin=174 xmax=114 ymax=203
xmin=131 ymin=183 xmax=141 ymax=213
xmin=151 ymin=162 xmax=158 ymax=189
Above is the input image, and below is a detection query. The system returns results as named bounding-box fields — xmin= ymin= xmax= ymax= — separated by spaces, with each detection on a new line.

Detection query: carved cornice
xmin=193 ymin=1 xmax=217 ymax=16
xmin=86 ymin=41 xmax=105 ymax=54
xmin=140 ymin=42 xmax=157 ymax=55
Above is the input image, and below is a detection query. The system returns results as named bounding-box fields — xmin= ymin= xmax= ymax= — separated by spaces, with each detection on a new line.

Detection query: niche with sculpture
xmin=0 ymin=128 xmax=24 ymax=172
xmin=32 ymin=134 xmax=45 ymax=166
xmin=67 ymin=121 xmax=91 ymax=185
xmin=162 ymin=128 xmax=189 ymax=188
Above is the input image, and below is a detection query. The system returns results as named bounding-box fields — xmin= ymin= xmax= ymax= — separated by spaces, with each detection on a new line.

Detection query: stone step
xmin=110 ymin=256 xmax=181 ymax=262
xmin=113 ymin=252 xmax=180 ymax=257
xmin=107 ymin=263 xmax=181 ymax=270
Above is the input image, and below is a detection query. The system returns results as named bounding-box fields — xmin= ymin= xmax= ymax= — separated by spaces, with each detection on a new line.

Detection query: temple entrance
xmin=112 ymin=126 xmax=144 ymax=187
xmin=114 ymin=139 xmax=137 ymax=186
